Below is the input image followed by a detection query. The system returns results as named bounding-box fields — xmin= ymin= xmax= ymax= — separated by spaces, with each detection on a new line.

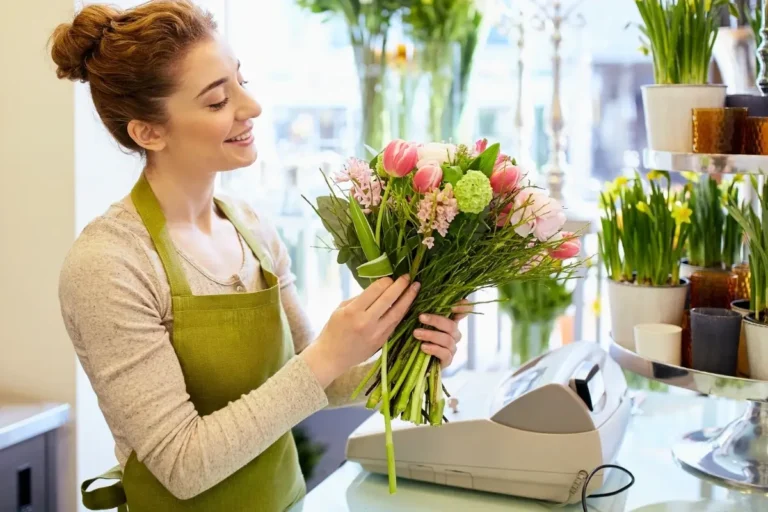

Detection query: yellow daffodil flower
xmin=591 ymin=298 xmax=601 ymax=316
xmin=732 ymin=174 xmax=744 ymax=183
xmin=680 ymin=171 xmax=700 ymax=183
xmin=647 ymin=170 xmax=669 ymax=181
xmin=636 ymin=201 xmax=650 ymax=214
xmin=617 ymin=213 xmax=624 ymax=231
xmin=672 ymin=202 xmax=693 ymax=225
xmin=613 ymin=176 xmax=629 ymax=188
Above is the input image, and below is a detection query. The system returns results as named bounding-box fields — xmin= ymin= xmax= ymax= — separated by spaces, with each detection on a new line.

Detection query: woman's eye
xmin=209 ymin=98 xmax=229 ymax=111
xmin=240 ymin=80 xmax=249 ymax=88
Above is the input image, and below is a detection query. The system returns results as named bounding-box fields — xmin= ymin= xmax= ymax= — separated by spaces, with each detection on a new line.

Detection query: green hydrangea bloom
xmin=454 ymin=170 xmax=493 ymax=214
xmin=375 ymin=157 xmax=387 ymax=178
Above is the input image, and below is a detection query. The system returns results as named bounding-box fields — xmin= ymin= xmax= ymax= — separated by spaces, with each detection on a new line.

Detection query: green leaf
xmin=357 ymin=253 xmax=394 ymax=278
xmin=337 ymin=247 xmax=351 ymax=264
xmin=443 ymin=165 xmax=464 ymax=187
xmin=467 ymin=142 xmax=500 ymax=177
xmin=316 ymin=196 xmax=350 ymax=248
xmin=349 ymin=196 xmax=381 ymax=261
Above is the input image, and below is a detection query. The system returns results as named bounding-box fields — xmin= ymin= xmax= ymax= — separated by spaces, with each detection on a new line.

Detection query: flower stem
xmin=380 ymin=335 xmax=396 ymax=493
xmin=410 ymin=233 xmax=431 ymax=281
xmin=375 ymin=180 xmax=393 ymax=247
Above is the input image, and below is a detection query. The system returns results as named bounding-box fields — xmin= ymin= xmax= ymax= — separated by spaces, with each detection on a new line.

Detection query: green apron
xmin=81 ymin=174 xmax=305 ymax=511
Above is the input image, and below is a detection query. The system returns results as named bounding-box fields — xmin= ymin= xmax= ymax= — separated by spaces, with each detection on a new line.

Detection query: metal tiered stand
xmin=608 ymin=150 xmax=768 ymax=492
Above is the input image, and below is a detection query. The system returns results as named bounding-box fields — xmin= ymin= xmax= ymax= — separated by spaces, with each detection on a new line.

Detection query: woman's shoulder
xmin=60 ymin=199 xmax=161 ymax=300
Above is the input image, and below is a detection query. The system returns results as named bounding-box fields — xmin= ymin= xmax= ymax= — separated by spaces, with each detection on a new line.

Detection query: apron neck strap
xmin=131 ymin=174 xmax=193 ymax=297
xmin=214 ymin=198 xmax=275 ymax=276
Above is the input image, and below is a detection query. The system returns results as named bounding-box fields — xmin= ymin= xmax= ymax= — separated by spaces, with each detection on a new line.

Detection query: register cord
xmin=572 ymin=464 xmax=635 ymax=511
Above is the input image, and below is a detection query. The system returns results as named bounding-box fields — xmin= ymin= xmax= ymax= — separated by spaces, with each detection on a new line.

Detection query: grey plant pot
xmin=691 ymin=307 xmax=742 ymax=376
xmin=726 ymin=94 xmax=768 ymax=118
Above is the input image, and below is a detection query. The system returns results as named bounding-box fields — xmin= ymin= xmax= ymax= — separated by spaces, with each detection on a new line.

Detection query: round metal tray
xmin=644 ymin=150 xmax=768 ymax=175
xmin=609 ymin=341 xmax=768 ymax=492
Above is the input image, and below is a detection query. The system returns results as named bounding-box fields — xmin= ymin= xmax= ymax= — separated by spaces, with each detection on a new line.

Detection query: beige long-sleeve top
xmin=59 ymin=195 xmax=372 ymax=500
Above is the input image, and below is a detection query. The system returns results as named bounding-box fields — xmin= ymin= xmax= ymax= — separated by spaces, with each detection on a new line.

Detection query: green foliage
xmin=498 ymin=275 xmax=573 ymax=324
xmin=634 ymin=0 xmax=738 ymax=84
xmin=599 ymin=172 xmax=691 ymax=286
xmin=686 ymin=175 xmax=743 ymax=268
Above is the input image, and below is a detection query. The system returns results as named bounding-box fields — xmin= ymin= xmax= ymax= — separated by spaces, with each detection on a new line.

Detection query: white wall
xmin=1 ymin=1 xmax=227 ymax=510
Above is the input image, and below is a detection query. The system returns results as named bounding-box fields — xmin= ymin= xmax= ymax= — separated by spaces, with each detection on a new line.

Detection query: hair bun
xmin=50 ymin=4 xmax=121 ymax=82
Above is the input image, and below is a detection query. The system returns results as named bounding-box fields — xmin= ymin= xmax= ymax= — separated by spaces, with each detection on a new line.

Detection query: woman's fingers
xmin=418 ymin=314 xmax=461 ymax=342
xmin=349 ymin=277 xmax=395 ymax=311
xmin=420 ymin=343 xmax=454 ymax=368
xmin=451 ymin=299 xmax=473 ymax=322
xmin=414 ymin=328 xmax=459 ymax=351
xmin=366 ymin=275 xmax=413 ymax=319
xmin=380 ymin=280 xmax=421 ymax=331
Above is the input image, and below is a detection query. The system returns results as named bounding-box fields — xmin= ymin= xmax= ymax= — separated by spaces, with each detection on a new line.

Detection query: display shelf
xmin=643 ymin=150 xmax=768 ymax=175
xmin=609 ymin=341 xmax=768 ymax=492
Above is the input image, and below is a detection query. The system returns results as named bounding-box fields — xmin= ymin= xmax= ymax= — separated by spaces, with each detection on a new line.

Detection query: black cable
xmin=581 ymin=464 xmax=635 ymax=512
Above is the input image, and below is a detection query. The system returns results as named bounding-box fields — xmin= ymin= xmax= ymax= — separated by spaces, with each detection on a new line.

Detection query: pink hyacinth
xmin=417 ymin=184 xmax=459 ymax=242
xmin=334 ymin=158 xmax=382 ymax=213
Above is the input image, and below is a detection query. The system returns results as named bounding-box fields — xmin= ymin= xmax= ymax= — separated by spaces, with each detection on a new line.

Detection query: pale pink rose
xmin=413 ymin=164 xmax=443 ymax=193
xmin=417 ymin=142 xmax=457 ymax=168
xmin=474 ymin=138 xmax=488 ymax=155
xmin=532 ymin=196 xmax=566 ymax=241
xmin=548 ymin=232 xmax=581 ymax=260
xmin=382 ymin=139 xmax=419 ymax=178
xmin=490 ymin=158 xmax=522 ymax=195
xmin=508 ymin=189 xmax=535 ymax=237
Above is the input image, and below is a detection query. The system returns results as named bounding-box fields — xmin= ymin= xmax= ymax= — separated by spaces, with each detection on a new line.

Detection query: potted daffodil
xmin=599 ymin=171 xmax=692 ymax=350
xmin=635 ymin=0 xmax=736 ymax=152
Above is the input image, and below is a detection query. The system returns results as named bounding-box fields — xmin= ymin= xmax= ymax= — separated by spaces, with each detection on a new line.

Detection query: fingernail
xmin=420 ymin=314 xmax=428 ymax=322
xmin=411 ymin=282 xmax=421 ymax=291
xmin=402 ymin=274 xmax=411 ymax=282
xmin=414 ymin=329 xmax=423 ymax=338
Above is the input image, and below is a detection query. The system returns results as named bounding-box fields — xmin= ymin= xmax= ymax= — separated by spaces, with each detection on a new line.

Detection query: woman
xmin=52 ymin=1 xmax=469 ymax=510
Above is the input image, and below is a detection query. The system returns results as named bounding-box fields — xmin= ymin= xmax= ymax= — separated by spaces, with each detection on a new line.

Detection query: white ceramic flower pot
xmin=744 ymin=314 xmax=768 ymax=381
xmin=608 ymin=279 xmax=689 ymax=351
xmin=642 ymin=84 xmax=727 ymax=153
xmin=730 ymin=299 xmax=751 ymax=378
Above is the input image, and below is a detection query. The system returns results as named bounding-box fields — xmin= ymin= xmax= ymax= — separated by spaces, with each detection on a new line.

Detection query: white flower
xmin=417 ymin=142 xmax=457 ymax=168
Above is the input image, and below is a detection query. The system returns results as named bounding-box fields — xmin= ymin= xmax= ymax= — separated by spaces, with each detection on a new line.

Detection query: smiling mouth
xmin=225 ymin=129 xmax=252 ymax=143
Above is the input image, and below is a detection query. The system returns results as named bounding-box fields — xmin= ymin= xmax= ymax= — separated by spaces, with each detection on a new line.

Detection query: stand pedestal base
xmin=673 ymin=401 xmax=768 ymax=492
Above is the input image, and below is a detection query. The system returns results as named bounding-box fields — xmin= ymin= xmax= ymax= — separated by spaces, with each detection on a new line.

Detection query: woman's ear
xmin=127 ymin=119 xmax=167 ymax=152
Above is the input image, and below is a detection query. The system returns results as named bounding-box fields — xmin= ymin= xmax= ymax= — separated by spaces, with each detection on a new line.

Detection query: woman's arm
xmin=59 ymin=222 xmax=329 ymax=500
xmin=281 ymin=283 xmax=375 ymax=408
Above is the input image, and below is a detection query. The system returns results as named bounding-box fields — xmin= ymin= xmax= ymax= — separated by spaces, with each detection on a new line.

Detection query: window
xmin=220 ymin=0 xmax=657 ymax=370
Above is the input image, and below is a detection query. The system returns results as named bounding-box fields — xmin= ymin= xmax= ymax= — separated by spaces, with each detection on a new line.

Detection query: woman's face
xmin=153 ymin=35 xmax=262 ymax=173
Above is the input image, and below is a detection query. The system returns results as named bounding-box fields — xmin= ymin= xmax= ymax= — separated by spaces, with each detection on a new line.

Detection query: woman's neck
xmin=144 ymin=164 xmax=218 ymax=232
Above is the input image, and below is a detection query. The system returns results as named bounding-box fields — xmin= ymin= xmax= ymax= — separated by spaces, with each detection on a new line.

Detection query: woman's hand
xmin=303 ymin=275 xmax=420 ymax=387
xmin=414 ymin=299 xmax=473 ymax=369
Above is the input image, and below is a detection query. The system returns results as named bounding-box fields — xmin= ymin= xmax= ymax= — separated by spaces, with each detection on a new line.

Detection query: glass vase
xmin=732 ymin=261 xmax=751 ymax=301
xmin=415 ymin=40 xmax=460 ymax=142
xmin=353 ymin=39 xmax=390 ymax=158
xmin=689 ymin=268 xmax=739 ymax=310
xmin=511 ymin=318 xmax=555 ymax=368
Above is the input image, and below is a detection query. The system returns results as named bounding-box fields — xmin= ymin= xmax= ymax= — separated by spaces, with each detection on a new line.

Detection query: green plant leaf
xmin=357 ymin=253 xmax=394 ymax=278
xmin=467 ymin=142 xmax=500 ymax=177
xmin=443 ymin=165 xmax=464 ymax=187
xmin=337 ymin=247 xmax=352 ymax=264
xmin=349 ymin=196 xmax=381 ymax=261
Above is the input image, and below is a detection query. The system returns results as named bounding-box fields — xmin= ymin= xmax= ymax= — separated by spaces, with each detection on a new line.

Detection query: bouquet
xmin=306 ymin=138 xmax=581 ymax=492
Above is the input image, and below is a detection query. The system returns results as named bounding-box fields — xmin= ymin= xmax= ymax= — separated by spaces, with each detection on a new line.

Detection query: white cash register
xmin=345 ymin=342 xmax=632 ymax=505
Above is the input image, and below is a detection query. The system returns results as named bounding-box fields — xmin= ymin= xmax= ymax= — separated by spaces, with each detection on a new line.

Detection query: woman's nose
xmin=238 ymin=89 xmax=262 ymax=121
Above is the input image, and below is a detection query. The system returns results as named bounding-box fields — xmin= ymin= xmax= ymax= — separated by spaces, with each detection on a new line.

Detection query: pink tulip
xmin=413 ymin=164 xmax=443 ymax=193
xmin=548 ymin=232 xmax=581 ymax=260
xmin=474 ymin=138 xmax=488 ymax=155
xmin=490 ymin=158 xmax=522 ymax=195
xmin=382 ymin=139 xmax=419 ymax=178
